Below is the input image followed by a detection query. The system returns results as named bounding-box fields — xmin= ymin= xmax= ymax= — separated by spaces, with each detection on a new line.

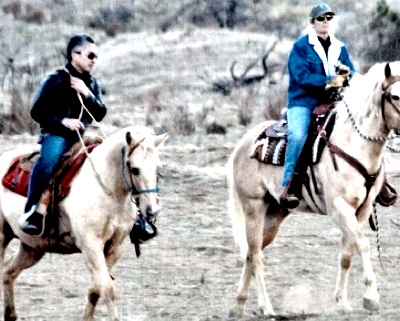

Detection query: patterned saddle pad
xmin=250 ymin=109 xmax=336 ymax=166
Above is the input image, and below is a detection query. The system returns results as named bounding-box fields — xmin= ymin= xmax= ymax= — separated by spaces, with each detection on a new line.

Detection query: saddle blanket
xmin=250 ymin=110 xmax=336 ymax=166
xmin=1 ymin=136 xmax=102 ymax=200
xmin=249 ymin=130 xmax=287 ymax=166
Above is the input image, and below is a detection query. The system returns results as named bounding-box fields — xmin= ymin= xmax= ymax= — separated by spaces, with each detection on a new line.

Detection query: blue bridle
xmin=121 ymin=147 xmax=160 ymax=196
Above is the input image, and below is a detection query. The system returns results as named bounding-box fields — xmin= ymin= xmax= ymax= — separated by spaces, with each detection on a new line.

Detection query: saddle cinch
xmin=1 ymin=136 xmax=103 ymax=236
xmin=249 ymin=103 xmax=397 ymax=209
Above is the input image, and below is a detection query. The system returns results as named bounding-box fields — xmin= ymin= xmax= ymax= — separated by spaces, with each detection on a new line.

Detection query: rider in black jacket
xmin=18 ymin=34 xmax=107 ymax=235
xmin=31 ymin=63 xmax=106 ymax=141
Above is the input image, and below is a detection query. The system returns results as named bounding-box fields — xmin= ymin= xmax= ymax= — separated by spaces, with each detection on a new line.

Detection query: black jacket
xmin=31 ymin=63 xmax=107 ymax=142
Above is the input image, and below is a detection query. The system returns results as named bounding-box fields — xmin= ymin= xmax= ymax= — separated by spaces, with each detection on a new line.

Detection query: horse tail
xmin=227 ymin=151 xmax=248 ymax=259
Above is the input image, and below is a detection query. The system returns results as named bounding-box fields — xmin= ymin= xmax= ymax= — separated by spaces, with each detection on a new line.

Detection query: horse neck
xmin=333 ymin=91 xmax=388 ymax=172
xmin=90 ymin=140 xmax=130 ymax=200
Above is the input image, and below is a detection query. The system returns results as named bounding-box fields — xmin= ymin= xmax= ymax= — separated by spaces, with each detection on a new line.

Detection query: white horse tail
xmin=227 ymin=151 xmax=248 ymax=259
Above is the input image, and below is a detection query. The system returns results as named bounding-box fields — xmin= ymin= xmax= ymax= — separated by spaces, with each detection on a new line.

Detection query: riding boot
xmin=18 ymin=205 xmax=43 ymax=235
xmin=129 ymin=215 xmax=158 ymax=257
xmin=18 ymin=190 xmax=50 ymax=236
xmin=279 ymin=175 xmax=301 ymax=209
xmin=376 ymin=176 xmax=397 ymax=207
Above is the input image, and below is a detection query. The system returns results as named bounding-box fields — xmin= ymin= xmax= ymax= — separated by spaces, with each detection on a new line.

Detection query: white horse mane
xmin=335 ymin=62 xmax=389 ymax=125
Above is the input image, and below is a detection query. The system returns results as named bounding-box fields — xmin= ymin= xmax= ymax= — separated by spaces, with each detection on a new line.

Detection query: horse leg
xmin=3 ymin=243 xmax=45 ymax=321
xmin=333 ymin=200 xmax=379 ymax=311
xmin=357 ymin=232 xmax=379 ymax=310
xmin=81 ymin=240 xmax=119 ymax=321
xmin=0 ymin=221 xmax=14 ymax=298
xmin=334 ymin=235 xmax=355 ymax=311
xmin=233 ymin=199 xmax=278 ymax=317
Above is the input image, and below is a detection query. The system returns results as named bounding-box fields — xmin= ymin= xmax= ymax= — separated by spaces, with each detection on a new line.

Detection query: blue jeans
xmin=282 ymin=106 xmax=313 ymax=187
xmin=25 ymin=134 xmax=72 ymax=212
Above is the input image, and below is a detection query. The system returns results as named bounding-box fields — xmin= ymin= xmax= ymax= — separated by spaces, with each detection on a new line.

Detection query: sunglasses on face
xmin=316 ymin=15 xmax=334 ymax=22
xmin=75 ymin=51 xmax=98 ymax=60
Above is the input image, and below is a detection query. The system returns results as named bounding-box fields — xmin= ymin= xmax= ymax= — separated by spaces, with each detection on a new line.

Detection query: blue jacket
xmin=287 ymin=29 xmax=355 ymax=109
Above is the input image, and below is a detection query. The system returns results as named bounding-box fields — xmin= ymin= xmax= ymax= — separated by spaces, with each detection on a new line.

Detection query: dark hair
xmin=66 ymin=33 xmax=95 ymax=62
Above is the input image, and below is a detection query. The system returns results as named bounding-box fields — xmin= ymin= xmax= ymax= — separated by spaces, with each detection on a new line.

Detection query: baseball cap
xmin=309 ymin=3 xmax=335 ymax=18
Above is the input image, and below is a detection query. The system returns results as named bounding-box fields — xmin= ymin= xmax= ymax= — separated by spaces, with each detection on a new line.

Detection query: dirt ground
xmin=1 ymin=129 xmax=400 ymax=321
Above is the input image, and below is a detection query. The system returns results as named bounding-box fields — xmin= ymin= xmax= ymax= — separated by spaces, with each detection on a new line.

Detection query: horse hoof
xmin=363 ymin=297 xmax=380 ymax=311
xmin=227 ymin=308 xmax=242 ymax=319
xmin=259 ymin=306 xmax=276 ymax=316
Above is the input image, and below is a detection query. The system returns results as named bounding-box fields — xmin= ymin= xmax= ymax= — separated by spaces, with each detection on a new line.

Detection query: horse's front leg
xmin=357 ymin=233 xmax=379 ymax=310
xmin=81 ymin=240 xmax=119 ymax=321
xmin=334 ymin=235 xmax=355 ymax=312
xmin=332 ymin=198 xmax=379 ymax=312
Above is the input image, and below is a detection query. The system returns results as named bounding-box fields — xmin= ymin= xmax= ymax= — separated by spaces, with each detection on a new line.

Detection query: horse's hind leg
xmin=3 ymin=243 xmax=45 ymax=321
xmin=234 ymin=199 xmax=284 ymax=317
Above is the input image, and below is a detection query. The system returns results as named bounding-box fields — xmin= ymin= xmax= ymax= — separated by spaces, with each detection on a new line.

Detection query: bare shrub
xmin=87 ymin=5 xmax=135 ymax=37
xmin=1 ymin=2 xmax=47 ymax=24
xmin=367 ymin=0 xmax=400 ymax=62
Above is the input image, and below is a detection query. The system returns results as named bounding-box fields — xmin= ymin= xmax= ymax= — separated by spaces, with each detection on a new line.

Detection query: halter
xmin=381 ymin=75 xmax=400 ymax=131
xmin=121 ymin=147 xmax=160 ymax=199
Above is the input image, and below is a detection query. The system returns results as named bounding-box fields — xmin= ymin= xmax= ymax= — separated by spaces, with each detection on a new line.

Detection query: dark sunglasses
xmin=86 ymin=52 xmax=98 ymax=60
xmin=75 ymin=51 xmax=98 ymax=60
xmin=316 ymin=15 xmax=334 ymax=22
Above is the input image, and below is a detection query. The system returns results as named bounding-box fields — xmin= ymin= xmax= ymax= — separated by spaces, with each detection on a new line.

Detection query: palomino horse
xmin=0 ymin=125 xmax=167 ymax=321
xmin=227 ymin=62 xmax=400 ymax=316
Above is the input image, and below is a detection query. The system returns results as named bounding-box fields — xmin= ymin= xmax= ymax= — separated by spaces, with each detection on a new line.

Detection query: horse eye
xmin=392 ymin=95 xmax=400 ymax=101
xmin=131 ymin=167 xmax=140 ymax=176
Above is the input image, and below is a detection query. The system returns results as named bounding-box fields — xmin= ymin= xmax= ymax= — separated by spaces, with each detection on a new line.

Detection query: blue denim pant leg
xmin=25 ymin=134 xmax=71 ymax=212
xmin=281 ymin=106 xmax=313 ymax=187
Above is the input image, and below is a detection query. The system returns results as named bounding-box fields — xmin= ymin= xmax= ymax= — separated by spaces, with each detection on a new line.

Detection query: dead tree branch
xmin=202 ymin=40 xmax=278 ymax=95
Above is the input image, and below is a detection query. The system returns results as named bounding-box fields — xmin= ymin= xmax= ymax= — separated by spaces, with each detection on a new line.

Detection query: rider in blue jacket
xmin=280 ymin=3 xmax=355 ymax=208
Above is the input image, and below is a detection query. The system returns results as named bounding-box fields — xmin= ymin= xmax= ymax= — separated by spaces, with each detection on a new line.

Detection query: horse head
xmin=367 ymin=62 xmax=400 ymax=133
xmin=380 ymin=62 xmax=400 ymax=132
xmin=122 ymin=128 xmax=168 ymax=222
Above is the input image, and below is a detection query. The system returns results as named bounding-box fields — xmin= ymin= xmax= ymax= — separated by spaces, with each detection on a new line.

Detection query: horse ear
xmin=126 ymin=131 xmax=132 ymax=145
xmin=155 ymin=133 xmax=168 ymax=148
xmin=385 ymin=62 xmax=391 ymax=79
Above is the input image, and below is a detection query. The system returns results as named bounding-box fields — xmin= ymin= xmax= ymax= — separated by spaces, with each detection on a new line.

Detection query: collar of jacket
xmin=64 ymin=63 xmax=92 ymax=86
xmin=307 ymin=29 xmax=344 ymax=77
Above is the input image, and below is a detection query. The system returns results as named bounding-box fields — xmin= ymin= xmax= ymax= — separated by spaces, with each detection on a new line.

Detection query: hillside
xmin=0 ymin=0 xmax=390 ymax=138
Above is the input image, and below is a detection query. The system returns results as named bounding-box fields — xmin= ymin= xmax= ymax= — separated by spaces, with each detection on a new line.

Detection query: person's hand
xmin=70 ymin=76 xmax=92 ymax=98
xmin=62 ymin=118 xmax=85 ymax=131
xmin=325 ymin=74 xmax=349 ymax=90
